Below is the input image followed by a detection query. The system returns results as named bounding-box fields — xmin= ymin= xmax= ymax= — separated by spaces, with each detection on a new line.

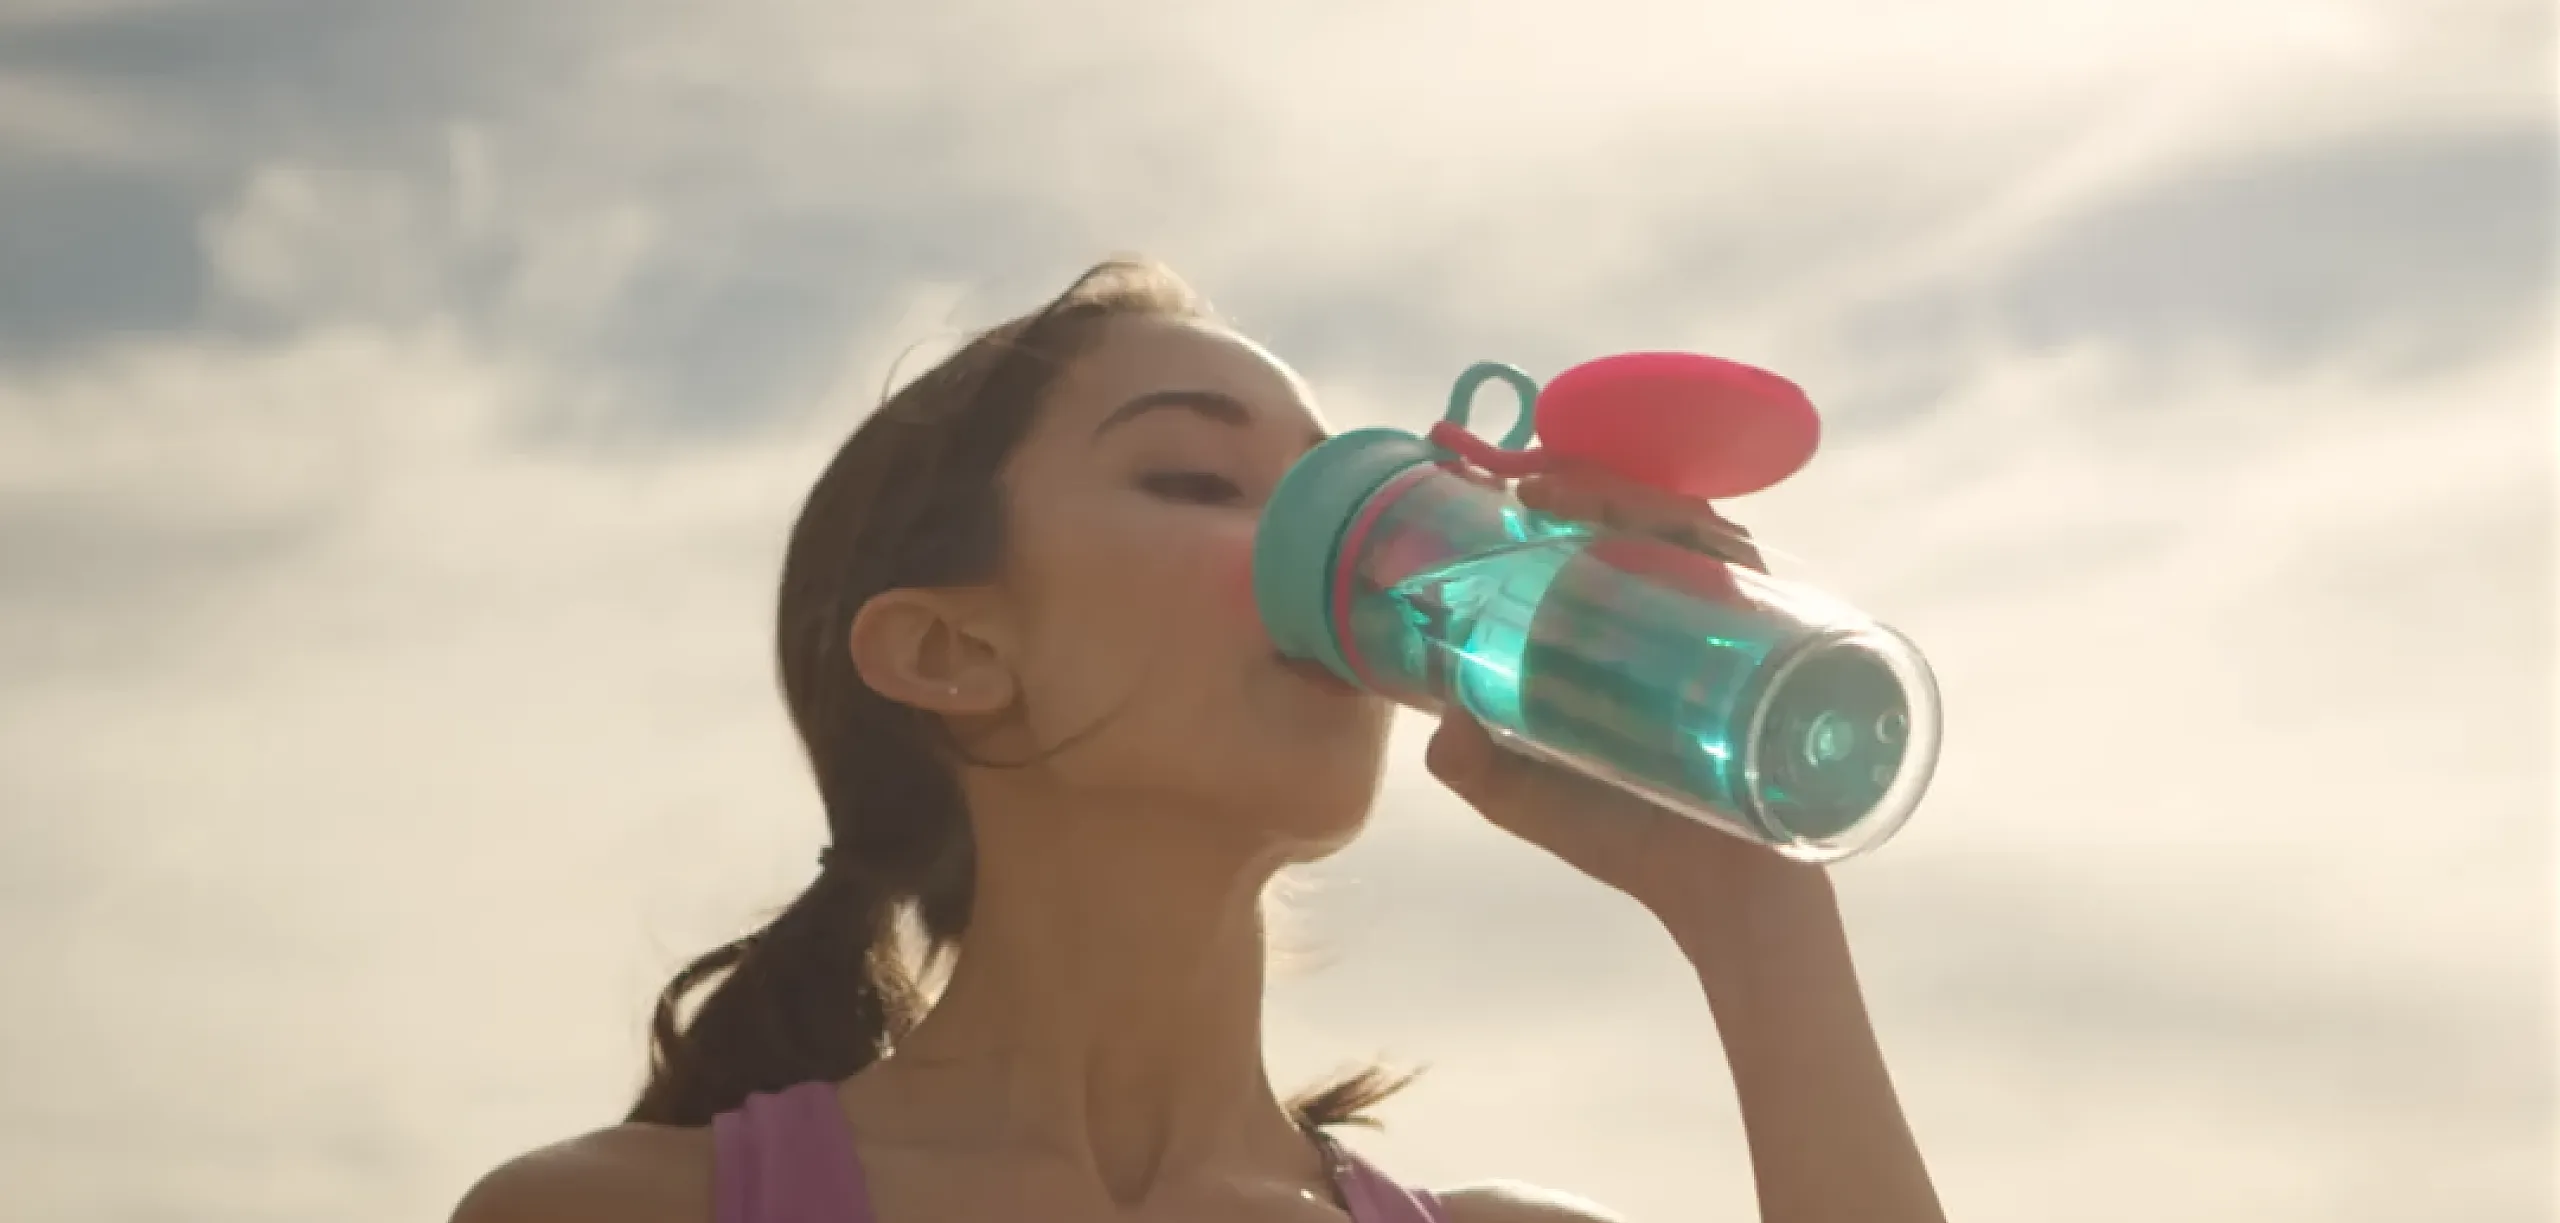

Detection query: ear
xmin=847 ymin=587 xmax=1018 ymax=716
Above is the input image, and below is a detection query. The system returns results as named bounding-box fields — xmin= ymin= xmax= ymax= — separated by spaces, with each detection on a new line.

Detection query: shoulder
xmin=1435 ymin=1179 xmax=1627 ymax=1223
xmin=450 ymin=1123 xmax=716 ymax=1223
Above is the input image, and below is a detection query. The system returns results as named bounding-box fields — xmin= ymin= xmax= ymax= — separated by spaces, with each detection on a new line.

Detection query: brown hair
xmin=626 ymin=258 xmax=1413 ymax=1131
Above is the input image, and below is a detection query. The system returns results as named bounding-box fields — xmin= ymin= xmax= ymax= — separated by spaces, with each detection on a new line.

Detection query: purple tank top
xmin=712 ymin=1081 xmax=1448 ymax=1223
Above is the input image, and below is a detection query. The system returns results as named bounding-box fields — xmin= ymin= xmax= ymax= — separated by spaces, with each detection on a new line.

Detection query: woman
xmin=455 ymin=260 xmax=1945 ymax=1223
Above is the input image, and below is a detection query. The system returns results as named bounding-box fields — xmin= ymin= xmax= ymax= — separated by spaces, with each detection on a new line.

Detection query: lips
xmin=1274 ymin=652 xmax=1363 ymax=697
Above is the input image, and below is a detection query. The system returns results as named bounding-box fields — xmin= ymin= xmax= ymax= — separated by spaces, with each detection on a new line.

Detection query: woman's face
xmin=980 ymin=314 xmax=1394 ymax=853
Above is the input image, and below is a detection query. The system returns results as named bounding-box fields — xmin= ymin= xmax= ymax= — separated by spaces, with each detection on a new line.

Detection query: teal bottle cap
xmin=1255 ymin=364 xmax=1544 ymax=685
xmin=1252 ymin=427 xmax=1441 ymax=684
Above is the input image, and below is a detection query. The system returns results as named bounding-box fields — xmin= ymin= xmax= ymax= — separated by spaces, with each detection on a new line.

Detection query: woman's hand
xmin=1422 ymin=464 xmax=1827 ymax=932
xmin=1425 ymin=464 xmax=1949 ymax=1223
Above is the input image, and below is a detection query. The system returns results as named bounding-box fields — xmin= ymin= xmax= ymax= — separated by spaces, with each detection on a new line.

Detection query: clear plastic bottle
xmin=1255 ymin=357 xmax=1940 ymax=862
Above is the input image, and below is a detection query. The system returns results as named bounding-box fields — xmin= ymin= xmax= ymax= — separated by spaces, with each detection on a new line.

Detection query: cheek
xmin=1112 ymin=517 xmax=1261 ymax=666
xmin=1204 ymin=519 xmax=1262 ymax=632
xmin=1017 ymin=513 xmax=1261 ymax=691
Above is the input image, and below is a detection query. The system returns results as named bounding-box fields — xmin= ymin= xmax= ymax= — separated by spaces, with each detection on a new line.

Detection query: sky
xmin=0 ymin=1 xmax=2551 ymax=1220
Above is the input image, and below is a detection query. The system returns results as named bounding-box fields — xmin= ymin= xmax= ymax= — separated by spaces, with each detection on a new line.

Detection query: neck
xmin=879 ymin=783 xmax=1311 ymax=1205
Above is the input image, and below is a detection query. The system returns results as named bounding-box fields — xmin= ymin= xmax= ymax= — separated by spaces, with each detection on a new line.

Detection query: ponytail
xmin=626 ymin=865 xmax=923 ymax=1127
xmin=1288 ymin=1064 xmax=1423 ymax=1131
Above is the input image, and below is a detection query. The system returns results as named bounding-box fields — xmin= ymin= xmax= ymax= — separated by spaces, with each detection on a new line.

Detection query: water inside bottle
xmin=1379 ymin=534 xmax=1915 ymax=847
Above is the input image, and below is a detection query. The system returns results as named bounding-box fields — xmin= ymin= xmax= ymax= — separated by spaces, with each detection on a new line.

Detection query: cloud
xmin=7 ymin=0 xmax=2547 ymax=388
xmin=0 ymin=2 xmax=2549 ymax=1221
xmin=1828 ymin=122 xmax=2555 ymax=420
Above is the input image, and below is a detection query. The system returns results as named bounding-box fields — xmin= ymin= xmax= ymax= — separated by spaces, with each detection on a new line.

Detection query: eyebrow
xmin=1093 ymin=389 xmax=1254 ymax=437
xmin=1093 ymin=388 xmax=1332 ymax=453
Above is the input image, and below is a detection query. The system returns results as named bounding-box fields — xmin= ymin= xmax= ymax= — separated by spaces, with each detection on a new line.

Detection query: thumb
xmin=1426 ymin=711 xmax=1660 ymax=882
xmin=1422 ymin=709 xmax=1507 ymax=804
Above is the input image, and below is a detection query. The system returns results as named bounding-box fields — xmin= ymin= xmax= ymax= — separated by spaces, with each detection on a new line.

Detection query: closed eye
xmin=1138 ymin=470 xmax=1245 ymax=505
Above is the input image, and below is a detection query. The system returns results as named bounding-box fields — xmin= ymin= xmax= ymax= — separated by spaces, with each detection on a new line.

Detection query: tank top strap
xmin=710 ymin=1083 xmax=1439 ymax=1223
xmin=710 ymin=1081 xmax=875 ymax=1223
xmin=1321 ymin=1135 xmax=1452 ymax=1223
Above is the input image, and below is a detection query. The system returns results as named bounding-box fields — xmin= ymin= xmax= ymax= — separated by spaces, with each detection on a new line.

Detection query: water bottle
xmin=1254 ymin=353 xmax=1941 ymax=862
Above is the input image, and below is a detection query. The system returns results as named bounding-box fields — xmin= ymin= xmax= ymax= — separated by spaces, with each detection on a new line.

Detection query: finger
xmin=1514 ymin=471 xmax=1606 ymax=522
xmin=1526 ymin=464 xmax=1716 ymax=532
xmin=1426 ymin=711 xmax=1669 ymax=883
xmin=1675 ymin=513 xmax=1766 ymax=572
xmin=1425 ymin=710 xmax=1563 ymax=830
xmin=1521 ymin=469 xmax=1767 ymax=572
xmin=1521 ymin=470 xmax=1697 ymax=538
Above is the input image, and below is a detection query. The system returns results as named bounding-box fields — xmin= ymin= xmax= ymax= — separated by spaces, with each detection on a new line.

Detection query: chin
xmin=1236 ymin=757 xmax=1386 ymax=856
